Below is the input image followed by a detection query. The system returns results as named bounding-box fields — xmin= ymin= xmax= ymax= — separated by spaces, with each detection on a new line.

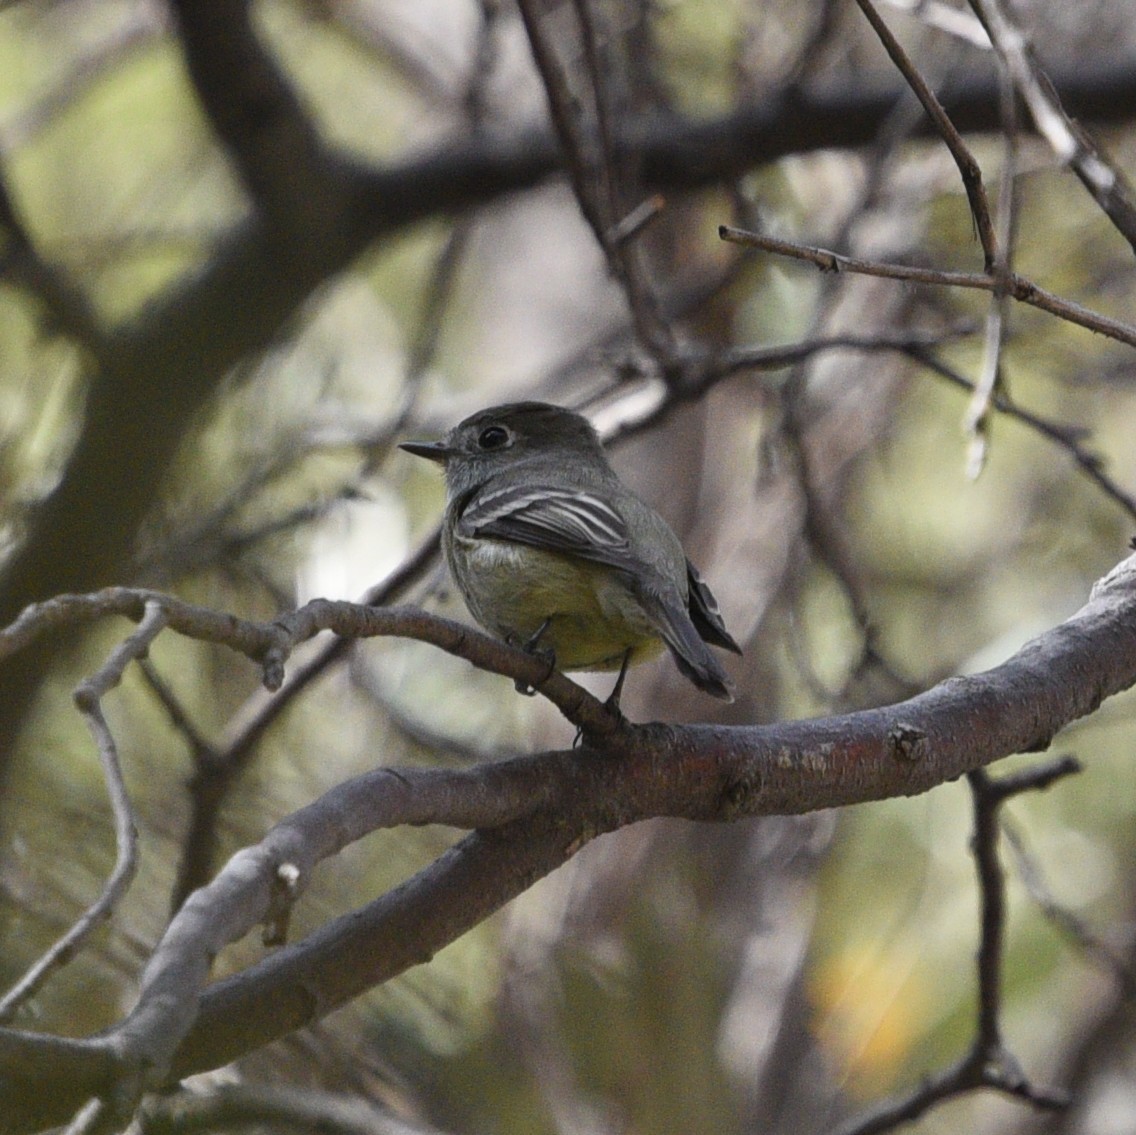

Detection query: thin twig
xmin=0 ymin=589 xmax=619 ymax=743
xmin=908 ymin=348 xmax=1136 ymax=521
xmin=835 ymin=758 xmax=1077 ymax=1134
xmin=965 ymin=66 xmax=1019 ymax=477
xmin=719 ymin=224 xmax=1136 ymax=348
xmin=967 ymin=0 xmax=1136 ymax=255
xmin=1001 ymin=804 xmax=1134 ymax=990
xmin=854 ymin=0 xmax=999 ymax=268
xmin=0 ymin=603 xmax=168 ymax=1020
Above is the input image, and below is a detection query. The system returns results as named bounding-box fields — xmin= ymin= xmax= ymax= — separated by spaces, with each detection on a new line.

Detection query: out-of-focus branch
xmin=169 ymin=1 xmax=351 ymax=250
xmin=165 ymin=529 xmax=441 ymax=912
xmin=834 ymin=758 xmax=1079 ymax=1134
xmin=964 ymin=67 xmax=1019 ymax=477
xmin=594 ymin=320 xmax=1136 ymax=536
xmin=516 ymin=0 xmax=674 ymax=359
xmin=0 ymin=6 xmax=166 ymax=155
xmin=0 ymin=603 xmax=168 ymax=1022
xmin=907 ymin=350 xmax=1136 ymax=521
xmin=968 ymin=0 xmax=1136 ymax=256
xmin=1002 ymin=813 xmax=1135 ymax=986
xmin=137 ymin=1082 xmax=448 ymax=1135
xmin=0 ymin=172 xmax=101 ymax=349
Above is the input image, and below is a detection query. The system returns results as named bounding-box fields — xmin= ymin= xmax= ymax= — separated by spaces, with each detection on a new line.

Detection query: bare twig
xmin=965 ymin=67 xmax=1020 ymax=477
xmin=0 ymin=588 xmax=618 ymax=741
xmin=220 ymin=529 xmax=442 ymax=754
xmin=908 ymin=348 xmax=1136 ymax=521
xmin=516 ymin=0 xmax=602 ymax=236
xmin=1001 ymin=806 xmax=1134 ymax=990
xmin=967 ymin=0 xmax=1136 ymax=256
xmin=835 ymin=757 xmax=1078 ymax=1134
xmin=0 ymin=603 xmax=168 ymax=1021
xmin=854 ymin=0 xmax=999 ymax=269
xmin=719 ymin=224 xmax=1136 ymax=349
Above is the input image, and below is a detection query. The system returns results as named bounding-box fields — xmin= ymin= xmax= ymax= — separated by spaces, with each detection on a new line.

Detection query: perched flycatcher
xmin=400 ymin=402 xmax=741 ymax=700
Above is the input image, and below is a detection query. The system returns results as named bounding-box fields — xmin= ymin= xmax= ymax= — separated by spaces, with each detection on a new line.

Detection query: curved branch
xmin=2 ymin=553 xmax=1134 ymax=1132
xmin=169 ymin=0 xmax=356 ymax=252
xmin=161 ymin=551 xmax=1136 ymax=1065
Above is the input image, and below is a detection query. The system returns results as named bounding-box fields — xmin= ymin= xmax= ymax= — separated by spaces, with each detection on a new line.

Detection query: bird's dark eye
xmin=477 ymin=425 xmax=510 ymax=450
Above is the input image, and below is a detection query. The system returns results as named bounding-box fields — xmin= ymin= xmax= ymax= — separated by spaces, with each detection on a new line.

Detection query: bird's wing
xmin=457 ymin=483 xmax=638 ymax=573
xmin=462 ymin=482 xmax=738 ymax=699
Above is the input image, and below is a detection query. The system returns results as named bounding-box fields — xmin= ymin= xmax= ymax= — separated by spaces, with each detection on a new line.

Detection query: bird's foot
xmin=511 ymin=620 xmax=556 ymax=696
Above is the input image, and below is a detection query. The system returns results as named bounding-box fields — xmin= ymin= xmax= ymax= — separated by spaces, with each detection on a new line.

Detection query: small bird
xmin=400 ymin=402 xmax=741 ymax=701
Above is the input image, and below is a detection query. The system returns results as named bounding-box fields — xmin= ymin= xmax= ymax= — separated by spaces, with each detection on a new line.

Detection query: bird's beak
xmin=399 ymin=439 xmax=452 ymax=463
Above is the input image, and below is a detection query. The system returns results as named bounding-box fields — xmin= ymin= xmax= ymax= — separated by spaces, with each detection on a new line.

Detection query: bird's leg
xmin=511 ymin=618 xmax=556 ymax=695
xmin=604 ymin=648 xmax=633 ymax=714
xmin=571 ymin=649 xmax=632 ymax=747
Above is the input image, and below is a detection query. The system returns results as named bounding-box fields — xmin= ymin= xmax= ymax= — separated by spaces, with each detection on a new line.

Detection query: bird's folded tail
xmin=645 ymin=589 xmax=736 ymax=701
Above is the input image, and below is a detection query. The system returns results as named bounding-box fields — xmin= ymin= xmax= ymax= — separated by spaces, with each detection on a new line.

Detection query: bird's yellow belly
xmin=452 ymin=539 xmax=664 ymax=672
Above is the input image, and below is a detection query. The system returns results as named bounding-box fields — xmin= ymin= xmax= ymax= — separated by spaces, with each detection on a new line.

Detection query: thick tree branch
xmin=1 ymin=552 xmax=1134 ymax=1131
xmin=168 ymin=0 xmax=361 ymax=263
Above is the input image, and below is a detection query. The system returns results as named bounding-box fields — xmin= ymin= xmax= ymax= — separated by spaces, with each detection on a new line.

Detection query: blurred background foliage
xmin=1 ymin=1 xmax=1136 ymax=1132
